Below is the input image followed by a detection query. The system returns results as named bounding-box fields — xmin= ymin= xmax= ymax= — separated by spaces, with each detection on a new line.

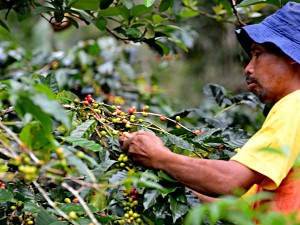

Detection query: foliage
xmin=1 ymin=0 xmax=297 ymax=54
xmin=0 ymin=36 xmax=267 ymax=225
xmin=0 ymin=0 xmax=296 ymax=225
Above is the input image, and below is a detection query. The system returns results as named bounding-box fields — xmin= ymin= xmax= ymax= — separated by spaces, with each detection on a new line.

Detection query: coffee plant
xmin=0 ymin=35 xmax=270 ymax=225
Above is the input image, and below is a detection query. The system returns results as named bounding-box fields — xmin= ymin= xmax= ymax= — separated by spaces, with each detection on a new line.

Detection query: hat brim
xmin=236 ymin=23 xmax=300 ymax=64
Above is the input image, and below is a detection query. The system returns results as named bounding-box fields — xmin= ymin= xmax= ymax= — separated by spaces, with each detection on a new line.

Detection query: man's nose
xmin=244 ymin=60 xmax=254 ymax=75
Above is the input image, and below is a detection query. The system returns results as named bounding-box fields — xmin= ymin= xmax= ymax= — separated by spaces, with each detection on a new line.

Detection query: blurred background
xmin=0 ymin=0 xmax=252 ymax=110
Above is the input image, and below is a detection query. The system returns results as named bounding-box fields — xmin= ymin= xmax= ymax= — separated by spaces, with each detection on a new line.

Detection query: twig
xmin=33 ymin=181 xmax=80 ymax=225
xmin=62 ymin=182 xmax=100 ymax=225
xmin=0 ymin=106 xmax=14 ymax=120
xmin=230 ymin=0 xmax=247 ymax=26
xmin=0 ymin=121 xmax=40 ymax=164
xmin=0 ymin=147 xmax=16 ymax=159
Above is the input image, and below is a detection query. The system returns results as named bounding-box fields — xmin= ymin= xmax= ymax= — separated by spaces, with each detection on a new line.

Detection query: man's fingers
xmin=118 ymin=132 xmax=138 ymax=151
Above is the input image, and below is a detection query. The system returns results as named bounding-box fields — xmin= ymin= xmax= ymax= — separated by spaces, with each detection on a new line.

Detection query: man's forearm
xmin=155 ymin=151 xmax=262 ymax=197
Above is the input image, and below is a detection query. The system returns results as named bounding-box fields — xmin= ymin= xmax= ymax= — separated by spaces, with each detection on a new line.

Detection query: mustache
xmin=246 ymin=75 xmax=257 ymax=84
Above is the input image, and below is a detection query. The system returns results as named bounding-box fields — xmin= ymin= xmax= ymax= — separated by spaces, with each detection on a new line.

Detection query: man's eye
xmin=252 ymin=51 xmax=260 ymax=58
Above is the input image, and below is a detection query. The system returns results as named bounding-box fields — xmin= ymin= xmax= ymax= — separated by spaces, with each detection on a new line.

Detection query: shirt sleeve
xmin=230 ymin=92 xmax=300 ymax=190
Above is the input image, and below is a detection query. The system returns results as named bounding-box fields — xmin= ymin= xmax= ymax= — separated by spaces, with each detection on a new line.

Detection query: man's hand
xmin=118 ymin=131 xmax=171 ymax=169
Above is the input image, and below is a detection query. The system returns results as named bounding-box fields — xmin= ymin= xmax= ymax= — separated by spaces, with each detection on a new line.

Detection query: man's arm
xmin=119 ymin=131 xmax=264 ymax=197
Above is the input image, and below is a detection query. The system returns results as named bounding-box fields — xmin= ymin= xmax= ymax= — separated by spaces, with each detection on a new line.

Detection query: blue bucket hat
xmin=236 ymin=1 xmax=300 ymax=64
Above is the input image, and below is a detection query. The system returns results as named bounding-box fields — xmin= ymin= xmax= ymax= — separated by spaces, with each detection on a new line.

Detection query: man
xmin=119 ymin=1 xmax=300 ymax=217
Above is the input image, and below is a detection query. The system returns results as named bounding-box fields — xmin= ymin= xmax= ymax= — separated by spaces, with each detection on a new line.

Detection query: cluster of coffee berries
xmin=18 ymin=165 xmax=37 ymax=180
xmin=115 ymin=187 xmax=141 ymax=224
xmin=0 ymin=181 xmax=6 ymax=189
xmin=83 ymin=94 xmax=95 ymax=106
xmin=117 ymin=154 xmax=130 ymax=169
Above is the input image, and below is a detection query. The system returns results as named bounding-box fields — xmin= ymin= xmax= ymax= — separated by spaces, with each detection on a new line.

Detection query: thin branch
xmin=33 ymin=181 xmax=80 ymax=225
xmin=0 ymin=106 xmax=14 ymax=120
xmin=0 ymin=147 xmax=16 ymax=159
xmin=62 ymin=182 xmax=100 ymax=225
xmin=0 ymin=121 xmax=40 ymax=164
xmin=230 ymin=0 xmax=247 ymax=26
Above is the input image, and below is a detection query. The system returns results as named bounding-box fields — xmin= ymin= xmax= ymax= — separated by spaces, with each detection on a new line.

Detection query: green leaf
xmin=143 ymin=189 xmax=160 ymax=209
xmin=144 ymin=0 xmax=155 ymax=7
xmin=31 ymin=93 xmax=71 ymax=129
xmin=20 ymin=121 xmax=55 ymax=152
xmin=58 ymin=136 xmax=103 ymax=152
xmin=145 ymin=24 xmax=155 ymax=39
xmin=167 ymin=36 xmax=188 ymax=52
xmin=23 ymin=202 xmax=40 ymax=213
xmin=65 ymin=16 xmax=79 ymax=29
xmin=92 ymin=18 xmax=108 ymax=31
xmin=152 ymin=14 xmax=165 ymax=24
xmin=0 ymin=189 xmax=15 ymax=203
xmin=34 ymin=83 xmax=56 ymax=100
xmin=169 ymin=195 xmax=189 ymax=223
xmin=65 ymin=148 xmax=96 ymax=181
xmin=70 ymin=120 xmax=97 ymax=138
xmin=97 ymin=7 xmax=120 ymax=17
xmin=100 ymin=0 xmax=114 ymax=9
xmin=238 ymin=0 xmax=280 ymax=7
xmin=159 ymin=0 xmax=173 ymax=12
xmin=0 ymin=19 xmax=9 ymax=31
xmin=14 ymin=97 xmax=52 ymax=132
xmin=167 ymin=134 xmax=194 ymax=151
xmin=34 ymin=6 xmax=57 ymax=14
xmin=179 ymin=8 xmax=199 ymax=18
xmin=56 ymin=90 xmax=78 ymax=104
xmin=122 ymin=0 xmax=133 ymax=9
xmin=89 ymin=190 xmax=108 ymax=211
xmin=184 ymin=204 xmax=205 ymax=225
xmin=158 ymin=170 xmax=178 ymax=182
xmin=35 ymin=208 xmax=58 ymax=225
xmin=58 ymin=203 xmax=99 ymax=214
xmin=69 ymin=0 xmax=100 ymax=10
xmin=131 ymin=5 xmax=154 ymax=17
xmin=154 ymin=40 xmax=170 ymax=55
xmin=118 ymin=5 xmax=130 ymax=20
xmin=126 ymin=27 xmax=140 ymax=38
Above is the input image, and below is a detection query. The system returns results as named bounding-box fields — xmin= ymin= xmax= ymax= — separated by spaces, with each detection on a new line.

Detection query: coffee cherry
xmin=128 ymin=106 xmax=136 ymax=114
xmin=175 ymin=116 xmax=181 ymax=121
xmin=73 ymin=98 xmax=79 ymax=103
xmin=194 ymin=129 xmax=204 ymax=135
xmin=76 ymin=152 xmax=85 ymax=159
xmin=142 ymin=105 xmax=149 ymax=112
xmin=64 ymin=198 xmax=71 ymax=203
xmin=56 ymin=147 xmax=64 ymax=156
xmin=175 ymin=124 xmax=181 ymax=129
xmin=122 ymin=156 xmax=128 ymax=162
xmin=159 ymin=116 xmax=166 ymax=121
xmin=100 ymin=131 xmax=107 ymax=136
xmin=68 ymin=211 xmax=77 ymax=219
xmin=142 ymin=112 xmax=148 ymax=117
xmin=72 ymin=198 xmax=79 ymax=203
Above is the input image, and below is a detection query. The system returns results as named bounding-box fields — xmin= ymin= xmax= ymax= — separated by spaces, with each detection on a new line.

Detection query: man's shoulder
xmin=275 ymin=90 xmax=300 ymax=107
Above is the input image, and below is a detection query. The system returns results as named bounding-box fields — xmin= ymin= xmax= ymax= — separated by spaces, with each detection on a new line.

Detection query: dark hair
xmin=261 ymin=42 xmax=285 ymax=56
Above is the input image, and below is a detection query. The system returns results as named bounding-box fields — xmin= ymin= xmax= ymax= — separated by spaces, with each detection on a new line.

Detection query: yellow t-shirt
xmin=231 ymin=90 xmax=300 ymax=190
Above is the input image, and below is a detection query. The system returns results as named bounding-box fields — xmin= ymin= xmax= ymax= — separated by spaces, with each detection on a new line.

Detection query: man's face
xmin=244 ymin=43 xmax=294 ymax=103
